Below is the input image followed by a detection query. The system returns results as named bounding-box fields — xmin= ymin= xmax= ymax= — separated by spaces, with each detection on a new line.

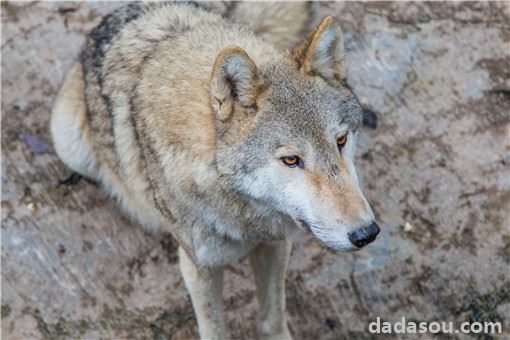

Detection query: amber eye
xmin=281 ymin=156 xmax=302 ymax=168
xmin=337 ymin=134 xmax=348 ymax=150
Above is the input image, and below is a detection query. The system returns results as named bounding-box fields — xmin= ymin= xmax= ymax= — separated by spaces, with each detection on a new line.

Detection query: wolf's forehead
xmin=264 ymin=71 xmax=362 ymax=132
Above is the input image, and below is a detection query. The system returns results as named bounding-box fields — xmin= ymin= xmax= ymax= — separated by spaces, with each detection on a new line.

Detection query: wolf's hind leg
xmin=178 ymin=247 xmax=225 ymax=340
xmin=51 ymin=63 xmax=98 ymax=180
xmin=250 ymin=240 xmax=292 ymax=340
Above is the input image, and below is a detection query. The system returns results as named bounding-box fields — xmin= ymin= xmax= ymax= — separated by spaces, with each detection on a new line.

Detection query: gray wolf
xmin=50 ymin=2 xmax=380 ymax=338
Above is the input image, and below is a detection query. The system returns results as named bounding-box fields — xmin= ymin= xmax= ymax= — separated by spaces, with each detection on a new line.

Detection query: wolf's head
xmin=210 ymin=16 xmax=379 ymax=251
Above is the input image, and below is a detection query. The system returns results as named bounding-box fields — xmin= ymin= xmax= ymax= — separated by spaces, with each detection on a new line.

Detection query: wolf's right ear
xmin=210 ymin=47 xmax=265 ymax=121
xmin=292 ymin=16 xmax=346 ymax=86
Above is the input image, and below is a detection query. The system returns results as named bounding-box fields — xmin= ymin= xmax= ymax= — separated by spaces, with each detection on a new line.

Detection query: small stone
xmin=403 ymin=222 xmax=414 ymax=232
xmin=27 ymin=201 xmax=37 ymax=213
xmin=325 ymin=317 xmax=336 ymax=330
xmin=20 ymin=133 xmax=54 ymax=154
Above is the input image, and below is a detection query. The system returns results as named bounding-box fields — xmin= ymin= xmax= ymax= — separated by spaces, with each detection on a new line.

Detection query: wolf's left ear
xmin=292 ymin=16 xmax=345 ymax=85
xmin=210 ymin=47 xmax=266 ymax=121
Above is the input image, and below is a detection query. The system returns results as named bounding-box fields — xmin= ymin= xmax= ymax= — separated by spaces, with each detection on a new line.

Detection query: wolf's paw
xmin=261 ymin=330 xmax=292 ymax=340
xmin=259 ymin=321 xmax=292 ymax=340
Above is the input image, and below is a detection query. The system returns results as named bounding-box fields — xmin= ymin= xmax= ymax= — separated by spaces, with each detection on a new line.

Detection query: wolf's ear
xmin=210 ymin=47 xmax=265 ymax=121
xmin=292 ymin=16 xmax=345 ymax=85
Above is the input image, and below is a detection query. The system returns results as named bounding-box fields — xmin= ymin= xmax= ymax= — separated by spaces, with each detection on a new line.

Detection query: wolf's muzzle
xmin=348 ymin=222 xmax=380 ymax=248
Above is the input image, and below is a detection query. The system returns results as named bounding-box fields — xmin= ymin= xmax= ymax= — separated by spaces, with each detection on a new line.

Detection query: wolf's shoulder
xmin=80 ymin=3 xmax=146 ymax=68
xmin=80 ymin=2 xmax=221 ymax=71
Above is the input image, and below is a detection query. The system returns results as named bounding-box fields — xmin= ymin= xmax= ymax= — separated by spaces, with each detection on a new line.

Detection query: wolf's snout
xmin=348 ymin=222 xmax=380 ymax=248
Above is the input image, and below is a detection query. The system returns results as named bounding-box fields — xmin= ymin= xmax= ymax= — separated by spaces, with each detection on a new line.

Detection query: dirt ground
xmin=1 ymin=1 xmax=509 ymax=339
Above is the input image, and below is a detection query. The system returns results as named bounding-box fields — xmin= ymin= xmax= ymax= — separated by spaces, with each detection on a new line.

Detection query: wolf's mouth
xmin=292 ymin=218 xmax=362 ymax=252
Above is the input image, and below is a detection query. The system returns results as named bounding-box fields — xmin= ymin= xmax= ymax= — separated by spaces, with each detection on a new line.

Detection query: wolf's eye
xmin=281 ymin=156 xmax=302 ymax=168
xmin=337 ymin=134 xmax=348 ymax=151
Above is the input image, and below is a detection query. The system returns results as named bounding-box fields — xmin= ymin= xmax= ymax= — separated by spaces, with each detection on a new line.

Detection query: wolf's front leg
xmin=178 ymin=247 xmax=225 ymax=339
xmin=250 ymin=240 xmax=292 ymax=340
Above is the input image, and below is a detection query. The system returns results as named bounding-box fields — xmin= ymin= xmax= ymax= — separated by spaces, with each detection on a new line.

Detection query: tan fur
xmin=293 ymin=16 xmax=346 ymax=85
xmin=318 ymin=158 xmax=368 ymax=220
xmin=229 ymin=2 xmax=309 ymax=50
xmin=250 ymin=240 xmax=292 ymax=339
xmin=51 ymin=64 xmax=95 ymax=178
xmin=51 ymin=3 xmax=377 ymax=339
xmin=179 ymin=246 xmax=225 ymax=339
xmin=210 ymin=46 xmax=267 ymax=121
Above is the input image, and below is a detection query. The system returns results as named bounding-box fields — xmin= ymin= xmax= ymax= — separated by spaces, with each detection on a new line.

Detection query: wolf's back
xmin=227 ymin=2 xmax=310 ymax=49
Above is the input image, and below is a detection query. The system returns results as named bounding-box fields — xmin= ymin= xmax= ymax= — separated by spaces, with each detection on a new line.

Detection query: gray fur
xmin=51 ymin=3 xmax=377 ymax=338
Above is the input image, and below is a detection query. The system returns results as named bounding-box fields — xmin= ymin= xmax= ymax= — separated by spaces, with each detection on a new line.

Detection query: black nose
xmin=348 ymin=222 xmax=380 ymax=248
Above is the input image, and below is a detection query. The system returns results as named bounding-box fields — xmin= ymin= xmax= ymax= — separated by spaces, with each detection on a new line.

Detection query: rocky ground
xmin=2 ymin=1 xmax=509 ymax=339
